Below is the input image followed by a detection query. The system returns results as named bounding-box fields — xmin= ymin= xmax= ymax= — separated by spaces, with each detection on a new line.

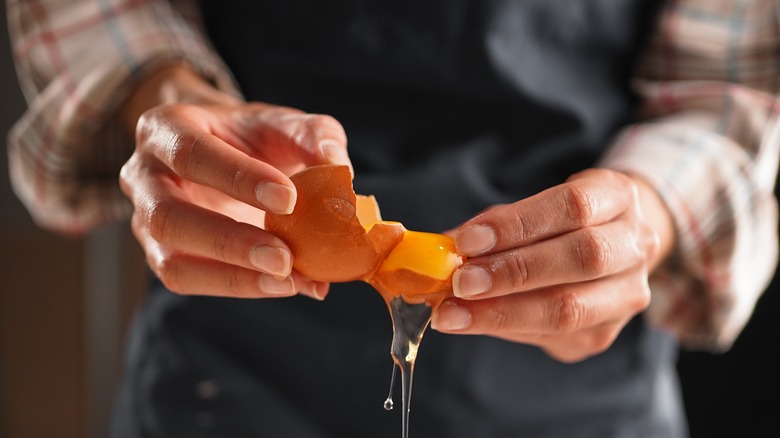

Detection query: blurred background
xmin=0 ymin=7 xmax=147 ymax=438
xmin=1 ymin=6 xmax=778 ymax=438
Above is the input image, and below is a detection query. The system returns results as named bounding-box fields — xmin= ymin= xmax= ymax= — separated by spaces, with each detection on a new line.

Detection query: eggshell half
xmin=265 ymin=165 xmax=405 ymax=282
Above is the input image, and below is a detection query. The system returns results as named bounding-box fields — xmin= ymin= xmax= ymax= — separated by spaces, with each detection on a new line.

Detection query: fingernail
xmin=456 ymin=224 xmax=497 ymax=256
xmin=258 ymin=274 xmax=295 ymax=296
xmin=256 ymin=182 xmax=296 ymax=214
xmin=249 ymin=245 xmax=291 ymax=277
xmin=296 ymin=276 xmax=325 ymax=301
xmin=314 ymin=282 xmax=330 ymax=300
xmin=432 ymin=300 xmax=472 ymax=331
xmin=453 ymin=265 xmax=492 ymax=298
xmin=320 ymin=142 xmax=353 ymax=171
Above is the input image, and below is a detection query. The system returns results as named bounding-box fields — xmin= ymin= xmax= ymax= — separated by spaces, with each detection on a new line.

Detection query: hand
xmin=431 ymin=169 xmax=675 ymax=363
xmin=119 ymin=66 xmax=351 ymax=299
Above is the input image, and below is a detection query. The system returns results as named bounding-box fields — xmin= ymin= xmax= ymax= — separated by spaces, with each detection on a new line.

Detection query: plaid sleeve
xmin=601 ymin=0 xmax=780 ymax=350
xmin=6 ymin=0 xmax=240 ymax=234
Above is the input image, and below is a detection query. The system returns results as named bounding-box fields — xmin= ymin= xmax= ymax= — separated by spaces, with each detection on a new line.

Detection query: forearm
xmin=7 ymin=0 xmax=239 ymax=234
xmin=601 ymin=0 xmax=780 ymax=350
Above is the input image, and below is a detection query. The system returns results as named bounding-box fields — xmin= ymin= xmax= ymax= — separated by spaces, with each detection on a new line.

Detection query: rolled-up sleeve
xmin=6 ymin=0 xmax=239 ymax=234
xmin=602 ymin=0 xmax=780 ymax=350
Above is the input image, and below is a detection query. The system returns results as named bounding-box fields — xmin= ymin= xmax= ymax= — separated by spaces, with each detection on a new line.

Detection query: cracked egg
xmin=264 ymin=164 xmax=464 ymax=306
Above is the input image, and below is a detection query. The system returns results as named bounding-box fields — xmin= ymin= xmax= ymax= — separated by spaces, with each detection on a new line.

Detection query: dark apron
xmin=112 ymin=1 xmax=687 ymax=437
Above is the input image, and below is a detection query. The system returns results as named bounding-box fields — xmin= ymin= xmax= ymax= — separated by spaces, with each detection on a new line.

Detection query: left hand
xmin=118 ymin=65 xmax=351 ymax=300
xmin=431 ymin=168 xmax=674 ymax=363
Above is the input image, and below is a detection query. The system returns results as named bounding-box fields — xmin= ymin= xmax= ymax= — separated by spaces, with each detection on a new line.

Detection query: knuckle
xmin=562 ymin=184 xmax=595 ymax=226
xmin=135 ymin=110 xmax=157 ymax=141
xmin=137 ymin=104 xmax=180 ymax=141
xmin=136 ymin=110 xmax=154 ymax=132
xmin=211 ymin=229 xmax=235 ymax=262
xmin=130 ymin=214 xmax=148 ymax=250
xmin=507 ymin=254 xmax=530 ymax=289
xmin=153 ymin=255 xmax=184 ymax=294
xmin=576 ymin=228 xmax=612 ymax=277
xmin=228 ymin=161 xmax=250 ymax=194
xmin=485 ymin=301 xmax=513 ymax=333
xmin=587 ymin=327 xmax=619 ymax=355
xmin=615 ymin=171 xmax=635 ymax=192
xmin=309 ymin=113 xmax=341 ymax=132
xmin=144 ymin=200 xmax=175 ymax=242
xmin=302 ymin=114 xmax=330 ymax=133
xmin=510 ymin=207 xmax=529 ymax=243
xmin=551 ymin=291 xmax=586 ymax=333
xmin=223 ymin=268 xmax=244 ymax=296
xmin=293 ymin=114 xmax=338 ymax=148
xmin=639 ymin=222 xmax=659 ymax=259
xmin=130 ymin=212 xmax=143 ymax=237
xmin=118 ymin=157 xmax=138 ymax=197
xmin=631 ymin=278 xmax=652 ymax=313
xmin=167 ymin=133 xmax=202 ymax=175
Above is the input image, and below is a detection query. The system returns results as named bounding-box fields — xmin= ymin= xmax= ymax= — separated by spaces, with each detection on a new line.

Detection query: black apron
xmin=113 ymin=1 xmax=687 ymax=437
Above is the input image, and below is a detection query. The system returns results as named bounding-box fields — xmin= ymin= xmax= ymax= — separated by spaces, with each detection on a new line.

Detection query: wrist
xmin=626 ymin=173 xmax=677 ymax=271
xmin=119 ymin=63 xmax=240 ymax=134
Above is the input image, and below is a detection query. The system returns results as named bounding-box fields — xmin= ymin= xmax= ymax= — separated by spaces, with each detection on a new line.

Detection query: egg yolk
xmin=375 ymin=230 xmax=461 ymax=281
xmin=364 ymin=222 xmax=464 ymax=304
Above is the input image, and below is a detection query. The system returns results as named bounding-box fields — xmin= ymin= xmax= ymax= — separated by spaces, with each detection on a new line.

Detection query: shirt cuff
xmin=600 ymin=114 xmax=779 ymax=351
xmin=8 ymin=1 xmax=241 ymax=234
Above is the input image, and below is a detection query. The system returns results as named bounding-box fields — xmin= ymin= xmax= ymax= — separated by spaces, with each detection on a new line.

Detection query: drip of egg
xmin=265 ymin=164 xmax=465 ymax=438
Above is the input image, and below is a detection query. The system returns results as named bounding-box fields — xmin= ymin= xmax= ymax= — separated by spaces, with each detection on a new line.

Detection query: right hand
xmin=119 ymin=66 xmax=352 ymax=300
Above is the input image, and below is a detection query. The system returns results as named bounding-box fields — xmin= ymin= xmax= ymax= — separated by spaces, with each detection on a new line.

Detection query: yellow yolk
xmin=376 ymin=230 xmax=462 ymax=281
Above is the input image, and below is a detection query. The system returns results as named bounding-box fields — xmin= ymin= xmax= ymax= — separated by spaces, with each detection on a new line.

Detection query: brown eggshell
xmin=265 ymin=165 xmax=405 ymax=282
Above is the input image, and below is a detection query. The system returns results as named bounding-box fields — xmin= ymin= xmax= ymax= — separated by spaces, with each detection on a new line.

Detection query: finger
xmin=132 ymin=206 xmax=329 ymax=301
xmin=441 ymin=204 xmax=506 ymax=237
xmin=454 ymin=169 xmax=636 ymax=257
xmin=532 ymin=319 xmax=630 ymax=363
xmin=125 ymin=163 xmax=294 ymax=277
xmin=159 ymin=256 xmax=297 ymax=298
xmin=133 ymin=218 xmax=296 ymax=298
xmin=452 ymin=219 xmax=655 ymax=299
xmin=432 ymin=272 xmax=650 ymax=336
xmin=493 ymin=319 xmax=630 ymax=363
xmin=138 ymin=106 xmax=298 ymax=214
xmin=292 ymin=271 xmax=331 ymax=301
xmin=239 ymin=105 xmax=352 ymax=172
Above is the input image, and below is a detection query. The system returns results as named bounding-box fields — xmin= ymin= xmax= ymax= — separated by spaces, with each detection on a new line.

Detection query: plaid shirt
xmin=6 ymin=0 xmax=780 ymax=351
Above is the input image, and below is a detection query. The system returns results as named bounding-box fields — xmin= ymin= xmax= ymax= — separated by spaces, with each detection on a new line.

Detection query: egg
xmin=264 ymin=164 xmax=464 ymax=305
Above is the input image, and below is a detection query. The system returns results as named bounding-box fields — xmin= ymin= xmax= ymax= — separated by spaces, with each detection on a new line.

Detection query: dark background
xmin=1 ymin=6 xmax=778 ymax=438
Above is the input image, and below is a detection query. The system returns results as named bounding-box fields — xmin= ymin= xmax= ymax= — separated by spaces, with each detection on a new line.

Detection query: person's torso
xmin=199 ymin=0 xmax=659 ymax=230
xmin=116 ymin=2 xmax=686 ymax=437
